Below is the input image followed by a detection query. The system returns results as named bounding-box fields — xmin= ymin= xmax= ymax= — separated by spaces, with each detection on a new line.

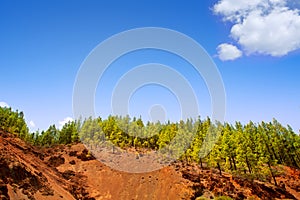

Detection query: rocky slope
xmin=0 ymin=130 xmax=299 ymax=200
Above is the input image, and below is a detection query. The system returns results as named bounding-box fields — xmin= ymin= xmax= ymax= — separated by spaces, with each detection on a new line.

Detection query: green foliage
xmin=0 ymin=106 xmax=29 ymax=140
xmin=59 ymin=120 xmax=80 ymax=144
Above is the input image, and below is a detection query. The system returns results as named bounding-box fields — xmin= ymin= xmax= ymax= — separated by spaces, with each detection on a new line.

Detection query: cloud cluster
xmin=214 ymin=0 xmax=300 ymax=60
xmin=0 ymin=102 xmax=9 ymax=108
xmin=217 ymin=43 xmax=243 ymax=61
xmin=58 ymin=117 xmax=74 ymax=129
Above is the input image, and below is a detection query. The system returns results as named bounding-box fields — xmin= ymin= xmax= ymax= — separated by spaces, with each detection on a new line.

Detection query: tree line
xmin=1 ymin=106 xmax=300 ymax=184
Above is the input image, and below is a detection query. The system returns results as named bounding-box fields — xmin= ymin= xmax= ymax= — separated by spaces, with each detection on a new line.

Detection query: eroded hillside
xmin=1 ymin=130 xmax=300 ymax=200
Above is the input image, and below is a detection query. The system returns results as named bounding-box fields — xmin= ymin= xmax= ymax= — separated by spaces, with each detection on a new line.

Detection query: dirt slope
xmin=0 ymin=130 xmax=299 ymax=200
xmin=0 ymin=131 xmax=192 ymax=200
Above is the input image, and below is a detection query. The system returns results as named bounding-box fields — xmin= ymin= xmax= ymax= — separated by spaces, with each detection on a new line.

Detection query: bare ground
xmin=0 ymin=130 xmax=299 ymax=200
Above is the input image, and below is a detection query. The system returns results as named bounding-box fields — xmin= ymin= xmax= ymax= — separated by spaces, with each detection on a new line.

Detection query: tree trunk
xmin=199 ymin=158 xmax=203 ymax=169
xmin=268 ymin=161 xmax=277 ymax=186
xmin=217 ymin=162 xmax=222 ymax=176
xmin=232 ymin=156 xmax=237 ymax=171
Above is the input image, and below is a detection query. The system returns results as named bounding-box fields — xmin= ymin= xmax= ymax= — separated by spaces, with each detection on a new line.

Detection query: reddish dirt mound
xmin=0 ymin=131 xmax=90 ymax=200
xmin=0 ymin=130 xmax=299 ymax=200
xmin=56 ymin=143 xmax=193 ymax=199
xmin=0 ymin=131 xmax=192 ymax=199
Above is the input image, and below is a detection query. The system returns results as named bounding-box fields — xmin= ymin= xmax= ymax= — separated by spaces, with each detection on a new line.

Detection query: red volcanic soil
xmin=0 ymin=130 xmax=299 ymax=200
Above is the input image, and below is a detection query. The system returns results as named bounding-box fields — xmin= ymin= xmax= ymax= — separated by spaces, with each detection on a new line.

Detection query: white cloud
xmin=0 ymin=102 xmax=9 ymax=108
xmin=217 ymin=43 xmax=243 ymax=61
xmin=213 ymin=0 xmax=300 ymax=57
xmin=29 ymin=120 xmax=35 ymax=128
xmin=213 ymin=0 xmax=288 ymax=22
xmin=231 ymin=8 xmax=300 ymax=56
xmin=213 ymin=0 xmax=263 ymax=22
xmin=58 ymin=117 xmax=74 ymax=129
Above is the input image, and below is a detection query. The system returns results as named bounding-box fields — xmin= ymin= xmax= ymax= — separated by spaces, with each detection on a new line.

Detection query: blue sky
xmin=0 ymin=0 xmax=299 ymax=132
